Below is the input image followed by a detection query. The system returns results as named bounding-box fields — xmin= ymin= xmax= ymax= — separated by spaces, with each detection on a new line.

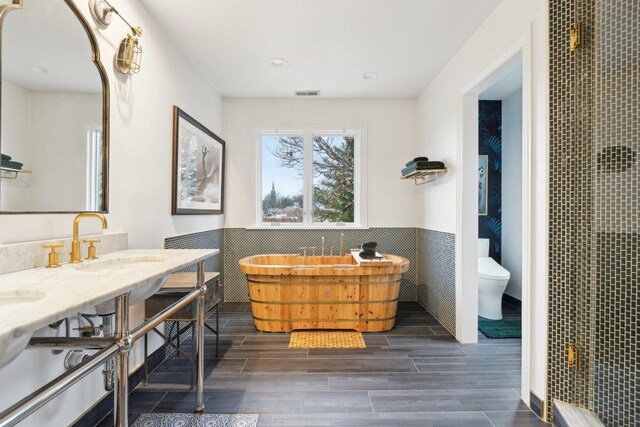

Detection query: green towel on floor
xmin=478 ymin=318 xmax=521 ymax=338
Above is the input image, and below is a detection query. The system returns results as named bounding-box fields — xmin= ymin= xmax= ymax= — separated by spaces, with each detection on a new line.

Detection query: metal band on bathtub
xmin=252 ymin=315 xmax=397 ymax=322
xmin=249 ymin=297 xmax=399 ymax=305
xmin=245 ymin=279 xmax=402 ymax=286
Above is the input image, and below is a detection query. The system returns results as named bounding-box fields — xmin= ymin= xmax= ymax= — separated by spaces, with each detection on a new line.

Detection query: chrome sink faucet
xmin=70 ymin=213 xmax=108 ymax=263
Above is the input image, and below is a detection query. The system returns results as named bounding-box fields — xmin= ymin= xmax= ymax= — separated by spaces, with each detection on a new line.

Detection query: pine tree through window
xmin=259 ymin=131 xmax=358 ymax=226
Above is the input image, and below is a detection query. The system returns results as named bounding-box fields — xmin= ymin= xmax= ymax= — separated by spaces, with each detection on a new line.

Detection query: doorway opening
xmin=477 ymin=65 xmax=523 ymax=329
xmin=457 ymin=39 xmax=534 ymax=406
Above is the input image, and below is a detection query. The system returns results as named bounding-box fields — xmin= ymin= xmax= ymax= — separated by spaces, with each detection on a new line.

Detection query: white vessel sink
xmin=75 ymin=255 xmax=168 ymax=272
xmin=93 ymin=274 xmax=170 ymax=315
xmin=0 ymin=289 xmax=45 ymax=306
xmin=75 ymin=255 xmax=169 ymax=314
xmin=0 ymin=290 xmax=45 ymax=371
xmin=81 ymin=256 xmax=171 ymax=314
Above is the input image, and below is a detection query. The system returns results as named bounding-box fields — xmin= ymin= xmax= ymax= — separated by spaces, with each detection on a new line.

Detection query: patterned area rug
xmin=132 ymin=413 xmax=259 ymax=427
xmin=478 ymin=318 xmax=522 ymax=338
xmin=288 ymin=330 xmax=366 ymax=348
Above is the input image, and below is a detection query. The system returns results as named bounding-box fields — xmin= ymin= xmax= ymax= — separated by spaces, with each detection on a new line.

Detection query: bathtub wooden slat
xmin=239 ymin=254 xmax=409 ymax=333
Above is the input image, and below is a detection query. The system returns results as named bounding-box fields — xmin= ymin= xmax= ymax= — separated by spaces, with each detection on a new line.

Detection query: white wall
xmin=502 ymin=89 xmax=523 ymax=300
xmin=1 ymin=81 xmax=31 ymax=210
xmin=0 ymin=0 xmax=224 ymax=246
xmin=416 ymin=0 xmax=548 ymax=400
xmin=0 ymin=0 xmax=224 ymax=425
xmin=224 ymin=99 xmax=418 ymax=228
xmin=2 ymin=87 xmax=101 ymax=211
xmin=28 ymin=92 xmax=101 ymax=211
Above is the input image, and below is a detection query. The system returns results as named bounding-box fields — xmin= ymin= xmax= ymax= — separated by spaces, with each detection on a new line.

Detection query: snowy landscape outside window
xmin=259 ymin=131 xmax=358 ymax=226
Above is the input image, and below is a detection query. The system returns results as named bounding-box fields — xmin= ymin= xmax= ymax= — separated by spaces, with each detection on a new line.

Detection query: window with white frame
xmin=258 ymin=129 xmax=361 ymax=226
xmin=86 ymin=124 xmax=103 ymax=211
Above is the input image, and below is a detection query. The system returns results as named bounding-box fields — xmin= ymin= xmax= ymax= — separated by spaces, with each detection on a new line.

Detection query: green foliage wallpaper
xmin=478 ymin=101 xmax=502 ymax=263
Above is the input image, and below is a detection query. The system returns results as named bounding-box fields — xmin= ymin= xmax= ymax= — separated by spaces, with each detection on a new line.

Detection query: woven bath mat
xmin=288 ymin=330 xmax=366 ymax=348
xmin=132 ymin=413 xmax=259 ymax=427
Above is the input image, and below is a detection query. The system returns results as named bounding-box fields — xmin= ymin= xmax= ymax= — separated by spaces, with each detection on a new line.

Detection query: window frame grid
xmin=85 ymin=123 xmax=103 ymax=211
xmin=255 ymin=127 xmax=364 ymax=228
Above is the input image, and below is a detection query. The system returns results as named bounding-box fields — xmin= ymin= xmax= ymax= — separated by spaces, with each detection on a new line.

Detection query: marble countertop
xmin=0 ymin=248 xmax=218 ymax=368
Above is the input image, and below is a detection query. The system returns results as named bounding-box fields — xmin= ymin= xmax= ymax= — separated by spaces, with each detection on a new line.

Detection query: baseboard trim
xmin=503 ymin=293 xmax=522 ymax=309
xmin=71 ymin=346 xmax=166 ymax=427
xmin=529 ymin=392 xmax=546 ymax=420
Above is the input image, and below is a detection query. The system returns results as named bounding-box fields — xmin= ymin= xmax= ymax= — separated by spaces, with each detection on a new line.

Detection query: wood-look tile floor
xmin=104 ymin=301 xmax=546 ymax=426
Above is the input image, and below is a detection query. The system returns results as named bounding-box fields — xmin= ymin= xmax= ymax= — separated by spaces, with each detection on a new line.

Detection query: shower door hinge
xmin=570 ymin=23 xmax=582 ymax=52
xmin=541 ymin=400 xmax=549 ymax=423
xmin=567 ymin=343 xmax=580 ymax=369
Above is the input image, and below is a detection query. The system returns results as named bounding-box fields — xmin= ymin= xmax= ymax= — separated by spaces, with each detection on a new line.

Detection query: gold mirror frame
xmin=0 ymin=0 xmax=110 ymax=214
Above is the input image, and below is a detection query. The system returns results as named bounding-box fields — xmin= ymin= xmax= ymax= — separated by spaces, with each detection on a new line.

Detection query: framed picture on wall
xmin=478 ymin=155 xmax=488 ymax=216
xmin=172 ymin=106 xmax=225 ymax=215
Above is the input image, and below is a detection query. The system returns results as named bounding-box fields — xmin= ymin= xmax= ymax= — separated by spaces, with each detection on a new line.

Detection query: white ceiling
xmin=479 ymin=63 xmax=522 ymax=100
xmin=3 ymin=0 xmax=102 ymax=93
xmin=140 ymin=0 xmax=503 ymax=99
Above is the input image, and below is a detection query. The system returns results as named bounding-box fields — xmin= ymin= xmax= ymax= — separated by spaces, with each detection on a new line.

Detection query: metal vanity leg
xmin=216 ymin=303 xmax=219 ymax=357
xmin=143 ymin=332 xmax=148 ymax=385
xmin=114 ymin=293 xmax=131 ymax=427
xmin=195 ymin=261 xmax=206 ymax=412
xmin=190 ymin=321 xmax=196 ymax=388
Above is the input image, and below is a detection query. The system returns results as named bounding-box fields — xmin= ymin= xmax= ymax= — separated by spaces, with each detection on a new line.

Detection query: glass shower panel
xmin=548 ymin=0 xmax=639 ymax=423
xmin=571 ymin=0 xmax=595 ymax=411
xmin=591 ymin=1 xmax=640 ymax=425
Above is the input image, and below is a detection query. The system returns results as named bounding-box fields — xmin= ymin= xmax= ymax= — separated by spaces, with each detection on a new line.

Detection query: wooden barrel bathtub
xmin=238 ymin=254 xmax=410 ymax=332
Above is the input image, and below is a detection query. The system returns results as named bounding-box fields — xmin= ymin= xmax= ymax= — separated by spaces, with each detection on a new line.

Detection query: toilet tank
xmin=478 ymin=238 xmax=490 ymax=257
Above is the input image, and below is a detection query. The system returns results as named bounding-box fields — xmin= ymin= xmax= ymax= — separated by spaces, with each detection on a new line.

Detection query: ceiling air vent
xmin=295 ymin=90 xmax=320 ymax=97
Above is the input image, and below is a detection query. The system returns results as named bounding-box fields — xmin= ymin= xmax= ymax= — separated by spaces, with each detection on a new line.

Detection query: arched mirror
xmin=0 ymin=0 xmax=109 ymax=213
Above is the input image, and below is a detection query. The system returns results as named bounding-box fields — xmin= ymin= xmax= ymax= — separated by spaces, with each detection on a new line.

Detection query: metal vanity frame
xmin=0 ymin=261 xmax=209 ymax=427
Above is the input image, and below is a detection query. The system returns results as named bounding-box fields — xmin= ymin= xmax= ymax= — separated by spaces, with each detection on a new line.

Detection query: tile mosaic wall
xmin=165 ymin=227 xmax=457 ymax=341
xmin=548 ymin=0 xmax=592 ymax=417
xmin=164 ymin=229 xmax=224 ymax=299
xmin=223 ymin=228 xmax=417 ymax=302
xmin=416 ymin=229 xmax=456 ymax=335
xmin=478 ymin=100 xmax=502 ymax=263
xmin=163 ymin=229 xmax=224 ymax=356
xmin=549 ymin=0 xmax=639 ymax=424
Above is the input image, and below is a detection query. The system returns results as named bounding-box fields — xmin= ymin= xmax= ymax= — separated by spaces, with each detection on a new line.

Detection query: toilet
xmin=478 ymin=238 xmax=510 ymax=320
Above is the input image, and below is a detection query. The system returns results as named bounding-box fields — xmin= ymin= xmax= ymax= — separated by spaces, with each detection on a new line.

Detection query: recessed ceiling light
xmin=362 ymin=72 xmax=378 ymax=80
xmin=270 ymin=58 xmax=288 ymax=67
xmin=28 ymin=65 xmax=49 ymax=74
xmin=295 ymin=90 xmax=320 ymax=97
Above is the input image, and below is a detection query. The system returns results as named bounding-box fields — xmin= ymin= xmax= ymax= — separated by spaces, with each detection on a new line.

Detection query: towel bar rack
xmin=401 ymin=167 xmax=447 ymax=186
xmin=1 ymin=167 xmax=32 ymax=180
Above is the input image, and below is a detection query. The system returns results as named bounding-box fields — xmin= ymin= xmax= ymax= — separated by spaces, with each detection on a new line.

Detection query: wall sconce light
xmin=116 ymin=29 xmax=142 ymax=74
xmin=88 ymin=0 xmax=143 ymax=75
